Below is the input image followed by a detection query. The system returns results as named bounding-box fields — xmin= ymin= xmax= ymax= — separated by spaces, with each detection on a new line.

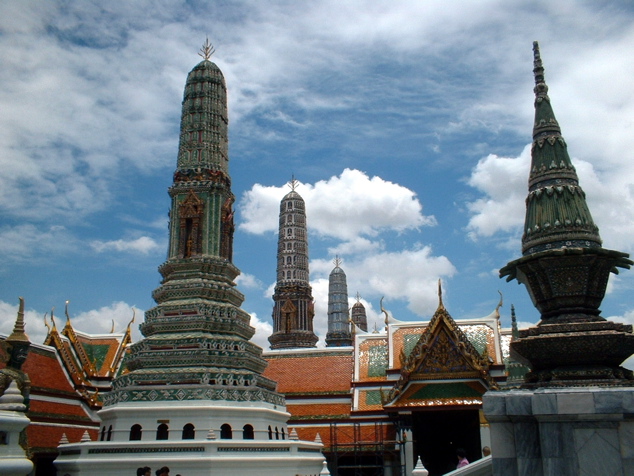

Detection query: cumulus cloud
xmin=235 ymin=272 xmax=265 ymax=290
xmin=91 ymin=236 xmax=161 ymax=254
xmin=466 ymin=146 xmax=529 ymax=240
xmin=239 ymin=169 xmax=435 ymax=249
xmin=249 ymin=312 xmax=273 ymax=350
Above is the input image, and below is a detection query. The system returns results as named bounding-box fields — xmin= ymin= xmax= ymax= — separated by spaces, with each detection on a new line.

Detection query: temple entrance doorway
xmin=412 ymin=409 xmax=481 ymax=476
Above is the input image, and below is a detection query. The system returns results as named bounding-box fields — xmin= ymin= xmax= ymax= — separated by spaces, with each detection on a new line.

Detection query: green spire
xmin=175 ymin=48 xmax=228 ymax=176
xmin=521 ymin=41 xmax=601 ymax=255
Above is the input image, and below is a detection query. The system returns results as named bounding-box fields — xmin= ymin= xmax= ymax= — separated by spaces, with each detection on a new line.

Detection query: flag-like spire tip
xmin=198 ymin=37 xmax=215 ymax=60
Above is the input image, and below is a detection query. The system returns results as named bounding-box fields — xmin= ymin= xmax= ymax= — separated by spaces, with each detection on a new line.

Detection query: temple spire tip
xmin=198 ymin=37 xmax=215 ymax=61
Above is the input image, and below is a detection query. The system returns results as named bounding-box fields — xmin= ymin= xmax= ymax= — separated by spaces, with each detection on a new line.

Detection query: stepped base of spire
xmin=511 ymin=320 xmax=634 ymax=387
xmin=501 ymin=247 xmax=632 ymax=322
xmin=268 ymin=331 xmax=318 ymax=350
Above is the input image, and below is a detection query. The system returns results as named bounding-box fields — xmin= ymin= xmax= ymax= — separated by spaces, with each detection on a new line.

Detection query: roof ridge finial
xmin=64 ymin=300 xmax=72 ymax=325
xmin=533 ymin=41 xmax=548 ymax=100
xmin=198 ymin=37 xmax=215 ymax=61
xmin=437 ymin=279 xmax=444 ymax=309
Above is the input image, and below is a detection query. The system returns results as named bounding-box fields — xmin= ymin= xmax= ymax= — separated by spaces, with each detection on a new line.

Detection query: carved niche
xmin=178 ymin=190 xmax=204 ymax=258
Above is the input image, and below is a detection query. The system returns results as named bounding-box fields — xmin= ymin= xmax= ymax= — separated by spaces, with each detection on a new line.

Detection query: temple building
xmin=0 ymin=40 xmax=542 ymax=476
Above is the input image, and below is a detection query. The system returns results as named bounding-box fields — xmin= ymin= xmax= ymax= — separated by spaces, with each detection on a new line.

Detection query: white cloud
xmin=0 ymin=224 xmax=78 ymax=264
xmin=91 ymin=236 xmax=161 ymax=254
xmin=239 ymin=169 xmax=435 ymax=250
xmin=249 ymin=312 xmax=273 ymax=351
xmin=466 ymin=146 xmax=529 ymax=240
xmin=235 ymin=272 xmax=264 ymax=290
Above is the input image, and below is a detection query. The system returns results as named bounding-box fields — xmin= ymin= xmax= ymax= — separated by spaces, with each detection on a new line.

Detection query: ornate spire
xmin=103 ymin=49 xmax=283 ymax=409
xmin=351 ymin=292 xmax=368 ymax=332
xmin=269 ymin=183 xmax=317 ymax=349
xmin=522 ymin=41 xmax=601 ymax=255
xmin=326 ymin=258 xmax=351 ymax=347
xmin=7 ymin=297 xmax=29 ymax=344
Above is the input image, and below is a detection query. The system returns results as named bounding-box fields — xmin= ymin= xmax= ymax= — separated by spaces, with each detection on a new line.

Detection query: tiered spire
xmin=326 ymin=257 xmax=352 ymax=347
xmin=522 ymin=41 xmax=601 ymax=255
xmin=351 ymin=293 xmax=368 ymax=332
xmin=104 ymin=42 xmax=282 ymax=407
xmin=500 ymin=42 xmax=634 ymax=387
xmin=269 ymin=179 xmax=318 ymax=349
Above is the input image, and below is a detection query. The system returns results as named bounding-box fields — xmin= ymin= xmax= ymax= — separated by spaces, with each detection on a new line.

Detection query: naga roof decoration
xmin=384 ymin=283 xmax=498 ymax=408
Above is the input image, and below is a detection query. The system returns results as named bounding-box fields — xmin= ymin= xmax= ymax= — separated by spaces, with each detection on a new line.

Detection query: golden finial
xmin=44 ymin=312 xmax=51 ymax=333
xmin=110 ymin=319 xmax=115 ymax=334
xmin=50 ymin=307 xmax=57 ymax=330
xmin=333 ymin=255 xmax=342 ymax=267
xmin=198 ymin=37 xmax=215 ymax=60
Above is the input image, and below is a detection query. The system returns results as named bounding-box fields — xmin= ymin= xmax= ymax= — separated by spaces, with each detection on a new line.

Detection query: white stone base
xmin=55 ymin=399 xmax=325 ymax=476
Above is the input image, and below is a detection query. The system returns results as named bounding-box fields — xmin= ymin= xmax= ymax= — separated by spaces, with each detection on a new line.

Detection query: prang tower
xmin=55 ymin=41 xmax=324 ymax=476
xmin=269 ymin=180 xmax=318 ymax=349
xmin=325 ymin=257 xmax=352 ymax=347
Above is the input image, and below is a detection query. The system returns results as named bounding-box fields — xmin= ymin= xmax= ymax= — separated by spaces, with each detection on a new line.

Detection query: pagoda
xmin=55 ymin=40 xmax=324 ymax=476
xmin=269 ymin=180 xmax=318 ymax=349
xmin=325 ymin=257 xmax=352 ymax=347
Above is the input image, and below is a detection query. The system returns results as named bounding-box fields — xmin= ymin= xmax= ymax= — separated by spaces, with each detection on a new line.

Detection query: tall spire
xmin=104 ymin=43 xmax=282 ymax=408
xmin=325 ymin=257 xmax=352 ymax=347
xmin=522 ymin=41 xmax=601 ymax=255
xmin=269 ymin=179 xmax=318 ymax=349
xmin=500 ymin=42 xmax=634 ymax=387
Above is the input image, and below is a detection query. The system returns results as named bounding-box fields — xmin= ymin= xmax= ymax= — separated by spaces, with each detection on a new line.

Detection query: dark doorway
xmin=412 ymin=409 xmax=481 ymax=476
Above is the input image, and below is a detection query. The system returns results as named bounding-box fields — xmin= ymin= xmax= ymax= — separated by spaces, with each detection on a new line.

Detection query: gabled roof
xmin=384 ymin=293 xmax=498 ymax=409
xmin=41 ymin=306 xmax=132 ymax=408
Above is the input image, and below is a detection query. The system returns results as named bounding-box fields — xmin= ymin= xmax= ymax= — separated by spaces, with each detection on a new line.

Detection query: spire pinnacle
xmin=437 ymin=279 xmax=444 ymax=309
xmin=7 ymin=297 xmax=29 ymax=343
xmin=532 ymin=41 xmax=548 ymax=100
xmin=198 ymin=37 xmax=215 ymax=60
xmin=355 ymin=292 xmax=361 ymax=303
xmin=289 ymin=175 xmax=299 ymax=191
xmin=333 ymin=255 xmax=342 ymax=267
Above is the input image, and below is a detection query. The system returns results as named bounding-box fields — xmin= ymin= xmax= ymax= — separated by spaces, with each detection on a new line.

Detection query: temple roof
xmin=383 ymin=291 xmax=498 ymax=409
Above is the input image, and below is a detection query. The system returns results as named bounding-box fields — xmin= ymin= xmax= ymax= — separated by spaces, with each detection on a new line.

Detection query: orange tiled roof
xmin=27 ymin=425 xmax=98 ymax=450
xmin=264 ymin=351 xmax=353 ymax=394
xmin=20 ymin=347 xmax=77 ymax=394
xmin=286 ymin=402 xmax=350 ymax=419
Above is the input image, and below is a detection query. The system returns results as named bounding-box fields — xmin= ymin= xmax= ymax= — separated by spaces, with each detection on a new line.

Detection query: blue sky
xmin=1 ymin=1 xmax=634 ymax=355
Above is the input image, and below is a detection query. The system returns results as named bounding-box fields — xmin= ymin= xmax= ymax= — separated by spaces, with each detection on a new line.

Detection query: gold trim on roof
xmin=385 ymin=298 xmax=498 ymax=406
